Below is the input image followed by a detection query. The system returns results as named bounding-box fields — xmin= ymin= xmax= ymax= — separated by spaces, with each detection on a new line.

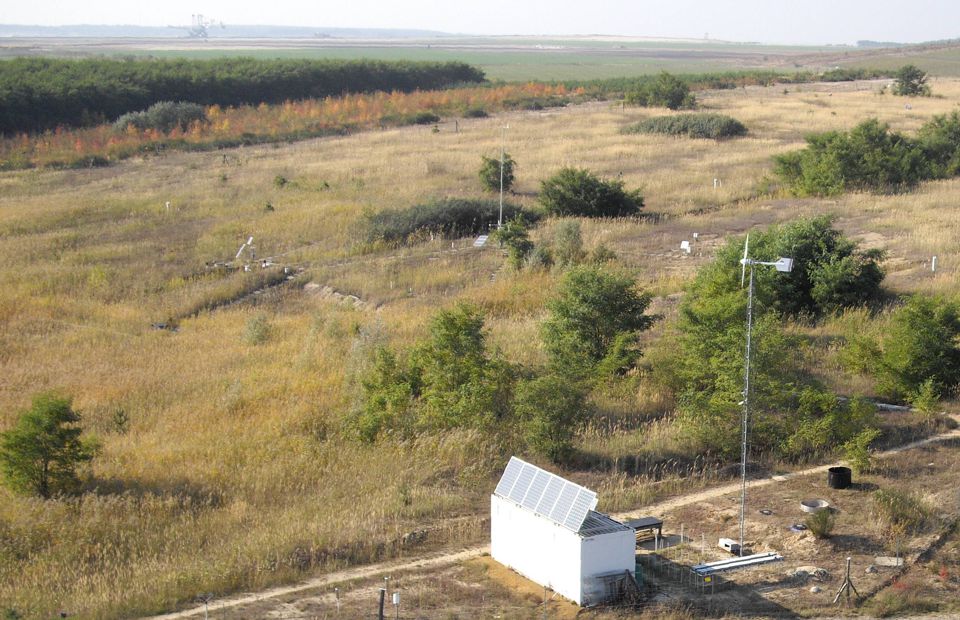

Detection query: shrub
xmin=893 ymin=64 xmax=931 ymax=96
xmin=874 ymin=295 xmax=960 ymax=402
xmin=352 ymin=346 xmax=419 ymax=442
xmin=539 ymin=167 xmax=644 ymax=218
xmin=245 ymin=313 xmax=271 ymax=345
xmin=625 ymin=71 xmax=696 ymax=110
xmin=873 ymin=488 xmax=931 ymax=538
xmin=843 ymin=427 xmax=882 ymax=474
xmin=805 ymin=509 xmax=835 ymax=539
xmin=917 ymin=110 xmax=960 ymax=177
xmin=542 ymin=266 xmax=656 ymax=378
xmin=514 ymin=374 xmax=590 ymax=462
xmin=0 ymin=393 xmax=98 ymax=498
xmin=684 ymin=216 xmax=884 ymax=320
xmin=363 ymin=198 xmax=538 ymax=246
xmin=479 ymin=152 xmax=515 ymax=193
xmin=526 ymin=245 xmax=554 ymax=270
xmin=491 ymin=216 xmax=533 ymax=270
xmin=774 ymin=117 xmax=942 ymax=196
xmin=113 ymin=101 xmax=207 ymax=134
xmin=911 ymin=378 xmax=941 ymax=417
xmin=463 ymin=107 xmax=488 ymax=118
xmin=552 ymin=220 xmax=587 ymax=268
xmin=412 ymin=111 xmax=441 ymax=125
xmin=623 ymin=113 xmax=747 ymax=140
xmin=413 ymin=304 xmax=514 ymax=430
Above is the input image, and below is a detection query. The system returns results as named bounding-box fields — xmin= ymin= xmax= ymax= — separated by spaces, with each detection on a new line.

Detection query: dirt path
xmin=148 ymin=419 xmax=960 ymax=619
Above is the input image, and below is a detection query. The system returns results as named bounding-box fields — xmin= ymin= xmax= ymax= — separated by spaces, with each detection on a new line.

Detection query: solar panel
xmin=493 ymin=457 xmax=597 ymax=533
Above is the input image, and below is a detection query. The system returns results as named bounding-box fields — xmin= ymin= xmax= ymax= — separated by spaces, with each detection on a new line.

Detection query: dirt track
xmin=149 ymin=418 xmax=960 ymax=619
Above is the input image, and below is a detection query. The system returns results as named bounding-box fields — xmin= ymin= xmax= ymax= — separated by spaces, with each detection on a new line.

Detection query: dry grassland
xmin=2 ymin=78 xmax=960 ymax=618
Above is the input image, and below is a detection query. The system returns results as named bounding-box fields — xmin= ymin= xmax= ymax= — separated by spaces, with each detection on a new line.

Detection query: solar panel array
xmin=494 ymin=456 xmax=598 ymax=532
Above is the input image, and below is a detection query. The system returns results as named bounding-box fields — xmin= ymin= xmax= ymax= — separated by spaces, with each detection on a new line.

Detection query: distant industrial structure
xmin=490 ymin=457 xmax=636 ymax=606
xmin=169 ymin=14 xmax=225 ymax=39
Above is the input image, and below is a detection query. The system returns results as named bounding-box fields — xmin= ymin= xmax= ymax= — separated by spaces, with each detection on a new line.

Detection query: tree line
xmin=0 ymin=57 xmax=486 ymax=135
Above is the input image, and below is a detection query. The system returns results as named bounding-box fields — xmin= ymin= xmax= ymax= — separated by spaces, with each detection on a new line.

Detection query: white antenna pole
xmin=739 ymin=260 xmax=754 ymax=557
xmin=498 ymin=125 xmax=508 ymax=229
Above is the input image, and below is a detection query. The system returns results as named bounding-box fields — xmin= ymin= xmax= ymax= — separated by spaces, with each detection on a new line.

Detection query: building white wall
xmin=490 ymin=494 xmax=583 ymax=603
xmin=491 ymin=495 xmax=636 ymax=606
xmin=579 ymin=529 xmax=637 ymax=606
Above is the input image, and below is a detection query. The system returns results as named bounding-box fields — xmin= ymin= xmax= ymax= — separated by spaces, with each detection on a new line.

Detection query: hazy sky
xmin=1 ymin=0 xmax=957 ymax=45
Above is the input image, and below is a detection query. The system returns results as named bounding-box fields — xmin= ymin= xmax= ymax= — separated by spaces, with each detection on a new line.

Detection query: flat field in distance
xmin=2 ymin=77 xmax=960 ymax=617
xmin=5 ymin=35 xmax=960 ymax=80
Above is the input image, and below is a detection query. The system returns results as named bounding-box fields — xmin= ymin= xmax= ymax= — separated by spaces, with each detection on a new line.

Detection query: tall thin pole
xmin=739 ymin=263 xmax=754 ymax=556
xmin=498 ymin=125 xmax=507 ymax=229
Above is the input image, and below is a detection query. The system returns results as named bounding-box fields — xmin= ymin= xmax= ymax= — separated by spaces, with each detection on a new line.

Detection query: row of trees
xmin=349 ymin=266 xmax=656 ymax=461
xmin=0 ymin=57 xmax=485 ymax=135
xmin=775 ymin=112 xmax=960 ymax=195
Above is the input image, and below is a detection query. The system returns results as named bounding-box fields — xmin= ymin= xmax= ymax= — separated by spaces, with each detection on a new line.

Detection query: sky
xmin=1 ymin=0 xmax=958 ymax=45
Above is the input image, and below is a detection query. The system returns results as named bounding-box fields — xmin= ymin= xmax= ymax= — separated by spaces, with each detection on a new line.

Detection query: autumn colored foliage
xmin=0 ymin=82 xmax=577 ymax=170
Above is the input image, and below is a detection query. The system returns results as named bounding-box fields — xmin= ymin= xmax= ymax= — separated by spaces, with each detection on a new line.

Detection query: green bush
xmin=552 ymin=220 xmax=587 ymax=268
xmin=774 ymin=119 xmax=921 ymax=195
xmin=874 ymin=296 xmax=960 ymax=402
xmin=773 ymin=116 xmax=960 ymax=196
xmin=413 ymin=304 xmax=514 ymax=431
xmin=0 ymin=393 xmax=98 ymax=498
xmin=541 ymin=266 xmax=656 ymax=378
xmin=363 ymin=198 xmax=538 ymax=246
xmin=514 ymin=374 xmax=590 ymax=462
xmin=539 ymin=167 xmax=644 ymax=218
xmin=893 ymin=64 xmax=930 ymax=96
xmin=491 ymin=216 xmax=533 ymax=270
xmin=657 ymin=218 xmax=883 ymax=458
xmin=412 ymin=111 xmax=441 ymax=125
xmin=805 ymin=509 xmax=835 ymax=539
xmin=479 ymin=152 xmax=515 ymax=193
xmin=625 ymin=71 xmax=696 ymax=110
xmin=780 ymin=391 xmax=878 ymax=462
xmin=684 ymin=216 xmax=884 ymax=320
xmin=351 ymin=304 xmax=514 ymax=440
xmin=113 ymin=101 xmax=207 ymax=133
xmin=843 ymin=427 xmax=882 ymax=474
xmin=623 ymin=113 xmax=747 ymax=139
xmin=917 ymin=110 xmax=960 ymax=177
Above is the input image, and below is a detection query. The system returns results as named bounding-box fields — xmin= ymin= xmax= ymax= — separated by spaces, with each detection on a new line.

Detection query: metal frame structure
xmin=737 ymin=236 xmax=793 ymax=554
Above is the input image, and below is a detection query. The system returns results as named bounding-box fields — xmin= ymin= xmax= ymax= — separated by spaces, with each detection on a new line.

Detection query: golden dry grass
xmin=3 ymin=78 xmax=960 ymax=618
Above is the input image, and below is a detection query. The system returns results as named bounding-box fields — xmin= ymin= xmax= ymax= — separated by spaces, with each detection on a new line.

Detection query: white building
xmin=490 ymin=457 xmax=636 ymax=606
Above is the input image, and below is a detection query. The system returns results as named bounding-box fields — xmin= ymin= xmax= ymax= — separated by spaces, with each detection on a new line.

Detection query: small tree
xmin=414 ymin=304 xmax=513 ymax=429
xmin=553 ymin=220 xmax=586 ymax=268
xmin=539 ymin=168 xmax=644 ymax=218
xmin=479 ymin=152 xmax=515 ymax=193
xmin=542 ymin=266 xmax=656 ymax=377
xmin=843 ymin=427 xmax=882 ymax=474
xmin=514 ymin=374 xmax=590 ymax=462
xmin=875 ymin=295 xmax=960 ymax=402
xmin=893 ymin=65 xmax=930 ymax=97
xmin=0 ymin=393 xmax=97 ymax=498
xmin=492 ymin=216 xmax=533 ymax=270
